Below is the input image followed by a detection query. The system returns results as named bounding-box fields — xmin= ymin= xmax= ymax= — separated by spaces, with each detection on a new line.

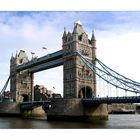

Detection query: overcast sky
xmin=1 ymin=11 xmax=140 ymax=95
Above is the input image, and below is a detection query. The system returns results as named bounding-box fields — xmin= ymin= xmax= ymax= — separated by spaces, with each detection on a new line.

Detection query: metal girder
xmin=20 ymin=100 xmax=51 ymax=110
xmin=29 ymin=58 xmax=63 ymax=73
xmin=96 ymin=58 xmax=140 ymax=85
xmin=83 ymin=96 xmax=140 ymax=105
xmin=76 ymin=51 xmax=140 ymax=94
xmin=16 ymin=50 xmax=63 ymax=72
xmin=14 ymin=50 xmax=140 ymax=94
xmin=0 ymin=75 xmax=10 ymax=95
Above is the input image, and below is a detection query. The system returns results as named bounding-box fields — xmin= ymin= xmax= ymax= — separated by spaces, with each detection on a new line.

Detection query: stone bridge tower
xmin=10 ymin=49 xmax=34 ymax=102
xmin=62 ymin=21 xmax=96 ymax=99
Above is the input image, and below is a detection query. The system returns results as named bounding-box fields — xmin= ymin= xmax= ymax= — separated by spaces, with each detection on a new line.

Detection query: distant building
xmin=34 ymin=85 xmax=53 ymax=101
xmin=52 ymin=93 xmax=62 ymax=99
xmin=0 ymin=91 xmax=13 ymax=102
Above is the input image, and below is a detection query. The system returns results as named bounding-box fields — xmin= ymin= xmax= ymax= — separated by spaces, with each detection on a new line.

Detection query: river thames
xmin=0 ymin=114 xmax=140 ymax=129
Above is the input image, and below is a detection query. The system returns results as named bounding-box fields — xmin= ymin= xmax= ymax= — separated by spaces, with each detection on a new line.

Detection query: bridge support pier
xmin=21 ymin=106 xmax=46 ymax=118
xmin=46 ymin=99 xmax=108 ymax=121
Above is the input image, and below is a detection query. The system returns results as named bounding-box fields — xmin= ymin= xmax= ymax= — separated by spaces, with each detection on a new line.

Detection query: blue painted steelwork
xmin=96 ymin=58 xmax=140 ymax=85
xmin=83 ymin=96 xmax=140 ymax=105
xmin=76 ymin=51 xmax=140 ymax=94
xmin=9 ymin=50 xmax=140 ymax=109
xmin=15 ymin=50 xmax=140 ymax=94
xmin=16 ymin=50 xmax=63 ymax=72
xmin=0 ymin=76 xmax=10 ymax=95
xmin=20 ymin=100 xmax=51 ymax=110
xmin=29 ymin=58 xmax=63 ymax=73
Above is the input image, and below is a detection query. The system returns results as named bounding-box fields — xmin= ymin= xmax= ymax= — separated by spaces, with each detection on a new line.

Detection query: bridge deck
xmin=20 ymin=96 xmax=140 ymax=111
xmin=20 ymin=100 xmax=51 ymax=110
xmin=83 ymin=96 xmax=140 ymax=105
xmin=16 ymin=50 xmax=63 ymax=72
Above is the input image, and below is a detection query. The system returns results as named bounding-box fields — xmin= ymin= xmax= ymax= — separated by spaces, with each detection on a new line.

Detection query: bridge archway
xmin=78 ymin=86 xmax=93 ymax=99
xmin=21 ymin=94 xmax=29 ymax=102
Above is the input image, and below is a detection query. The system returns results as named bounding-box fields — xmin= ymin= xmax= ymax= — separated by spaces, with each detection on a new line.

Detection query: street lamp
xmin=31 ymin=52 xmax=35 ymax=59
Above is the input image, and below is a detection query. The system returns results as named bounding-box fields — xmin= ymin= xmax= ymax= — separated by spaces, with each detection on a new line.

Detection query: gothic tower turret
xmin=10 ymin=49 xmax=34 ymax=102
xmin=91 ymin=30 xmax=96 ymax=62
xmin=91 ymin=30 xmax=97 ymax=96
xmin=62 ymin=21 xmax=96 ymax=98
xmin=10 ymin=53 xmax=17 ymax=101
xmin=62 ymin=27 xmax=67 ymax=44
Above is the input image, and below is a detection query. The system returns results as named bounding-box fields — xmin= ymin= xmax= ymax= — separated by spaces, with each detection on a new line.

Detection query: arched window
xmin=78 ymin=86 xmax=93 ymax=98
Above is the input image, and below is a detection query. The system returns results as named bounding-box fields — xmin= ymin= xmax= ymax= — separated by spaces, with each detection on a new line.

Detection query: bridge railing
xmin=83 ymin=96 xmax=140 ymax=104
xmin=20 ymin=100 xmax=51 ymax=110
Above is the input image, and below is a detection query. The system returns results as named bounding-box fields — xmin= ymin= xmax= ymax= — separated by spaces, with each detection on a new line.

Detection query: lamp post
xmin=31 ymin=52 xmax=35 ymax=59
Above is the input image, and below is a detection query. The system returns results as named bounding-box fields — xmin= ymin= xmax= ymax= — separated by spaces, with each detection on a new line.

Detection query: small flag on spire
xmin=42 ymin=47 xmax=47 ymax=50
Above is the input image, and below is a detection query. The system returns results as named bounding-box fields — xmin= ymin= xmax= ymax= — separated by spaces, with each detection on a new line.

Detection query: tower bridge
xmin=1 ymin=21 xmax=140 ymax=121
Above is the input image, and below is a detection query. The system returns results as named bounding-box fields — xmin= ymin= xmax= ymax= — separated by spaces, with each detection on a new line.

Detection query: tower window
xmin=68 ymin=37 xmax=71 ymax=42
xmin=19 ymin=59 xmax=23 ymax=64
xmin=78 ymin=35 xmax=82 ymax=41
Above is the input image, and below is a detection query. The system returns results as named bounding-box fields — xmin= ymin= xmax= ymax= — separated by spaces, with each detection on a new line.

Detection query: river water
xmin=0 ymin=114 xmax=140 ymax=129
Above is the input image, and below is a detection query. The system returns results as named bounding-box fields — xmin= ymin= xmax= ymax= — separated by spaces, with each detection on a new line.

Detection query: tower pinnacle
xmin=62 ymin=27 xmax=67 ymax=37
xmin=91 ymin=30 xmax=96 ymax=41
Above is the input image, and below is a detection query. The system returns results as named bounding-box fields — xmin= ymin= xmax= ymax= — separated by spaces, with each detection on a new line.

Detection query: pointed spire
xmin=11 ymin=53 xmax=13 ymax=57
xmin=10 ymin=53 xmax=14 ymax=61
xmin=62 ymin=27 xmax=67 ymax=38
xmin=91 ymin=30 xmax=96 ymax=49
xmin=15 ymin=51 xmax=18 ymax=58
xmin=91 ymin=30 xmax=96 ymax=42
xmin=73 ymin=23 xmax=77 ymax=34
